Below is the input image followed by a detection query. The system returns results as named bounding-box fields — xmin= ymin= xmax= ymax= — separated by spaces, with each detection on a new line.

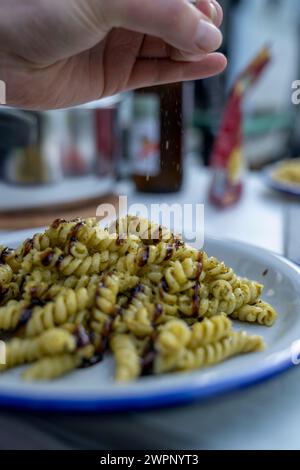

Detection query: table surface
xmin=1 ymin=163 xmax=300 ymax=450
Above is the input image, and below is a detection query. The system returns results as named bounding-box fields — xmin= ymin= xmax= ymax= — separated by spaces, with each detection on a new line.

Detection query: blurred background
xmin=1 ymin=0 xmax=300 ymax=230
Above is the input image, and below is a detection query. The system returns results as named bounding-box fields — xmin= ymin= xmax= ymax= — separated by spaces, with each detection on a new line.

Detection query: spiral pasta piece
xmin=25 ymin=287 xmax=91 ymax=337
xmin=23 ymin=354 xmax=81 ymax=380
xmin=231 ymin=300 xmax=277 ymax=326
xmin=0 ymin=264 xmax=18 ymax=305
xmin=68 ymin=309 xmax=90 ymax=327
xmin=158 ymin=289 xmax=178 ymax=317
xmin=1 ymin=328 xmax=77 ymax=370
xmin=22 ymin=336 xmax=94 ymax=380
xmin=119 ymin=215 xmax=176 ymax=245
xmin=0 ymin=246 xmax=21 ymax=273
xmin=24 ymin=269 xmax=58 ymax=286
xmin=62 ymin=274 xmax=100 ymax=290
xmin=19 ymin=233 xmax=51 ymax=257
xmin=113 ymin=242 xmax=179 ymax=276
xmin=154 ymin=331 xmax=265 ymax=374
xmin=119 ymin=285 xmax=156 ymax=338
xmin=110 ymin=334 xmax=141 ymax=381
xmin=22 ymin=246 xmax=121 ymax=278
xmin=46 ymin=217 xmax=142 ymax=256
xmin=178 ymin=285 xmax=220 ymax=319
xmin=163 ymin=259 xmax=201 ymax=294
xmin=0 ymin=264 xmax=13 ymax=288
xmin=91 ymin=273 xmax=120 ymax=338
xmin=136 ymin=242 xmax=181 ymax=267
xmin=237 ymin=279 xmax=263 ymax=305
xmin=156 ymin=320 xmax=191 ymax=355
xmin=76 ymin=226 xmax=141 ymax=256
xmin=0 ymin=282 xmax=20 ymax=306
xmin=45 ymin=218 xmax=86 ymax=248
xmin=188 ymin=316 xmax=232 ymax=348
xmin=209 ymin=280 xmax=233 ymax=301
xmin=0 ymin=300 xmax=28 ymax=330
xmin=202 ymin=252 xmax=238 ymax=285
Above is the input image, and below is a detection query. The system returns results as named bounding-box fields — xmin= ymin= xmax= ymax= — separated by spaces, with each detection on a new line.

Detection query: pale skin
xmin=0 ymin=0 xmax=227 ymax=110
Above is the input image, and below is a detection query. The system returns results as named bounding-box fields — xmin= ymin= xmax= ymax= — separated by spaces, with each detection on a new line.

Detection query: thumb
xmin=100 ymin=0 xmax=223 ymax=54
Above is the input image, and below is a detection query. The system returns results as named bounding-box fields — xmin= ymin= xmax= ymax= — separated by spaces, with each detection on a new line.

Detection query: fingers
xmin=196 ymin=1 xmax=223 ymax=28
xmin=127 ymin=53 xmax=227 ymax=90
xmin=140 ymin=35 xmax=205 ymax=63
xmin=170 ymin=49 xmax=207 ymax=62
xmin=139 ymin=36 xmax=170 ymax=59
xmin=102 ymin=0 xmax=223 ymax=55
xmin=211 ymin=1 xmax=223 ymax=27
xmin=170 ymin=0 xmax=223 ymax=62
xmin=168 ymin=0 xmax=224 ymax=63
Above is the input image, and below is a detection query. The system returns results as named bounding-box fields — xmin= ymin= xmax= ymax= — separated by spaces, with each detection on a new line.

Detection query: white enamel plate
xmin=264 ymin=159 xmax=300 ymax=197
xmin=0 ymin=235 xmax=300 ymax=411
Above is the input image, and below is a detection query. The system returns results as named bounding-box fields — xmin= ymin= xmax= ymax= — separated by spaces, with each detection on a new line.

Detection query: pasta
xmin=22 ymin=247 xmax=117 ymax=277
xmin=273 ymin=160 xmax=300 ymax=186
xmin=0 ymin=300 xmax=28 ymax=331
xmin=0 ymin=246 xmax=21 ymax=273
xmin=110 ymin=334 xmax=141 ymax=381
xmin=25 ymin=287 xmax=91 ymax=337
xmin=1 ymin=328 xmax=76 ymax=369
xmin=90 ymin=273 xmax=120 ymax=350
xmin=189 ymin=316 xmax=233 ymax=348
xmin=23 ymin=354 xmax=82 ymax=380
xmin=0 ymin=216 xmax=278 ymax=382
xmin=0 ymin=264 xmax=13 ymax=288
xmin=163 ymin=258 xmax=201 ymax=294
xmin=116 ymin=215 xmax=174 ymax=244
xmin=119 ymin=284 xmax=156 ymax=338
xmin=230 ymin=301 xmax=277 ymax=326
xmin=154 ymin=331 xmax=265 ymax=374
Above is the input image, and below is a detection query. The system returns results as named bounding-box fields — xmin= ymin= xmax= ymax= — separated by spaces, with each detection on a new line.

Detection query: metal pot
xmin=0 ymin=109 xmax=35 ymax=151
xmin=0 ymin=95 xmax=124 ymax=185
xmin=61 ymin=94 xmax=123 ymax=177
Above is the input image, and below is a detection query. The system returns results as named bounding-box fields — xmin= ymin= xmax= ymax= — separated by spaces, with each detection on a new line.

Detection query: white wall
xmin=228 ymin=0 xmax=300 ymax=113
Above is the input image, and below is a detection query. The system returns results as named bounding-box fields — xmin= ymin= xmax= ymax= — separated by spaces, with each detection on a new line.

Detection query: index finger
xmin=194 ymin=1 xmax=223 ymax=28
xmin=103 ymin=0 xmax=223 ymax=55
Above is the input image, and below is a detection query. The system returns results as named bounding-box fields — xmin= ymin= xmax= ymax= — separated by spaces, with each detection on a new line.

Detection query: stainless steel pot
xmin=0 ymin=94 xmax=124 ymax=185
xmin=0 ymin=109 xmax=35 ymax=150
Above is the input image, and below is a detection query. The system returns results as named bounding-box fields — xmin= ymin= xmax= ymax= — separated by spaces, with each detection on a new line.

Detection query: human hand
xmin=0 ymin=0 xmax=226 ymax=109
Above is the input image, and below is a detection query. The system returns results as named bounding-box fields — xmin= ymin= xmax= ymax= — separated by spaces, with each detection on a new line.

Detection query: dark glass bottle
xmin=131 ymin=84 xmax=183 ymax=193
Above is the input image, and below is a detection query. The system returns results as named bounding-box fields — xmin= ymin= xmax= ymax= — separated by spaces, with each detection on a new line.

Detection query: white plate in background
xmin=0 ymin=176 xmax=113 ymax=212
xmin=264 ymin=159 xmax=300 ymax=197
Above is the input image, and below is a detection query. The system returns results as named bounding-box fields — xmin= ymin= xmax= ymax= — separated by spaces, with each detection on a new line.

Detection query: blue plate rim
xmin=0 ymin=355 xmax=295 ymax=412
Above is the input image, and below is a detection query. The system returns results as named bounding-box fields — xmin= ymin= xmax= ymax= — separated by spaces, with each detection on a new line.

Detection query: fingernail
xmin=209 ymin=2 xmax=218 ymax=24
xmin=196 ymin=19 xmax=222 ymax=52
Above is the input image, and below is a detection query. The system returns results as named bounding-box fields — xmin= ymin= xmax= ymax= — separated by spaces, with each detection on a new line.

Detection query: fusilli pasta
xmin=0 ymin=216 xmax=277 ymax=382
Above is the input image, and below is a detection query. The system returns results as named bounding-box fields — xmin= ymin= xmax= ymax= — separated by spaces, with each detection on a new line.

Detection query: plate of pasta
xmin=264 ymin=158 xmax=300 ymax=196
xmin=0 ymin=216 xmax=299 ymax=412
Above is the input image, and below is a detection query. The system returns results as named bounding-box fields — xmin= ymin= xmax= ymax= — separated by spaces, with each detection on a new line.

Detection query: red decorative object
xmin=209 ymin=47 xmax=271 ymax=208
